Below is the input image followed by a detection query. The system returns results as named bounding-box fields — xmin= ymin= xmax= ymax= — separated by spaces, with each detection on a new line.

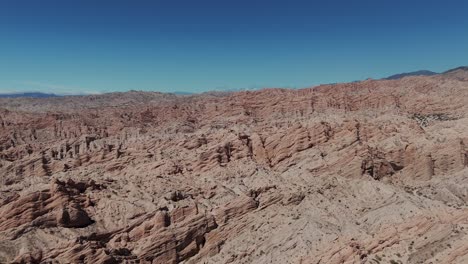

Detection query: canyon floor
xmin=1 ymin=69 xmax=468 ymax=264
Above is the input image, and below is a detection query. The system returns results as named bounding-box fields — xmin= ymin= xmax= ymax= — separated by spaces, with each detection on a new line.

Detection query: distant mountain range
xmin=384 ymin=70 xmax=438 ymax=80
xmin=1 ymin=67 xmax=467 ymax=98
xmin=440 ymin=66 xmax=468 ymax=81
xmin=383 ymin=66 xmax=468 ymax=80
xmin=0 ymin=92 xmax=61 ymax=98
xmin=172 ymin=91 xmax=194 ymax=95
xmin=443 ymin=66 xmax=468 ymax=74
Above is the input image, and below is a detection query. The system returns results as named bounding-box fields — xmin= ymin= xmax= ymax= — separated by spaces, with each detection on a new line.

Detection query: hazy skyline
xmin=1 ymin=0 xmax=468 ymax=94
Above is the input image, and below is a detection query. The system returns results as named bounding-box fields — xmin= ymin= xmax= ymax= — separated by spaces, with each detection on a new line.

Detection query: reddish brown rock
xmin=0 ymin=179 xmax=94 ymax=232
xmin=1 ymin=72 xmax=468 ymax=263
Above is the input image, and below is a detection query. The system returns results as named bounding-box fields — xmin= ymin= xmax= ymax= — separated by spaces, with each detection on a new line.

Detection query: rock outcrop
xmin=2 ymin=73 xmax=468 ymax=263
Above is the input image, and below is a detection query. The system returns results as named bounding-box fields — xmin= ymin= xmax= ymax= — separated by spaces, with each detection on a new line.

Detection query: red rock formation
xmin=1 ymin=73 xmax=468 ymax=263
xmin=0 ymin=179 xmax=95 ymax=233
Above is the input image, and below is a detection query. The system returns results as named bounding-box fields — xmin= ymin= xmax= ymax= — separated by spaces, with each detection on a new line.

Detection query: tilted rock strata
xmin=1 ymin=72 xmax=468 ymax=263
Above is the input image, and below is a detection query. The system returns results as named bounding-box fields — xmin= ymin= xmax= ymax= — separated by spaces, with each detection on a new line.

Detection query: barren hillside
xmin=1 ymin=70 xmax=468 ymax=264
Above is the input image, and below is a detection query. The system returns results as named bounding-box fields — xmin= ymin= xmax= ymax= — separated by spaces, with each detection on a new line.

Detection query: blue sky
xmin=1 ymin=0 xmax=468 ymax=94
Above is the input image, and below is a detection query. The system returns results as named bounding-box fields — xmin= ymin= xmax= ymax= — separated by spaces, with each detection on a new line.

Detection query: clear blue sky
xmin=1 ymin=0 xmax=468 ymax=94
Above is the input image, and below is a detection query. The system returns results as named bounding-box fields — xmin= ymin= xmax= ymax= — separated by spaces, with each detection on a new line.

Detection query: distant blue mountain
xmin=384 ymin=70 xmax=438 ymax=80
xmin=172 ymin=91 xmax=194 ymax=95
xmin=0 ymin=92 xmax=61 ymax=98
xmin=443 ymin=66 xmax=468 ymax=74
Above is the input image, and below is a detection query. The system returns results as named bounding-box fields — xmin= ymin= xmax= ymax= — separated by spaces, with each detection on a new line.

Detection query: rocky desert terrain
xmin=1 ymin=68 xmax=468 ymax=264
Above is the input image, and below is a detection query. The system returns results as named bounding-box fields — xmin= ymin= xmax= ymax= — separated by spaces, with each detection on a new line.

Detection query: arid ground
xmin=2 ymin=68 xmax=468 ymax=264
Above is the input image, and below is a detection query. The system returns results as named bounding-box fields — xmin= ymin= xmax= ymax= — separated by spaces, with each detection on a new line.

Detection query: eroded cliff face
xmin=1 ymin=73 xmax=468 ymax=264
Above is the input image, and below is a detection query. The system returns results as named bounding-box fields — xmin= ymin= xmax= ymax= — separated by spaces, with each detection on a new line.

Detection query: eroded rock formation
xmin=2 ymin=70 xmax=468 ymax=263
